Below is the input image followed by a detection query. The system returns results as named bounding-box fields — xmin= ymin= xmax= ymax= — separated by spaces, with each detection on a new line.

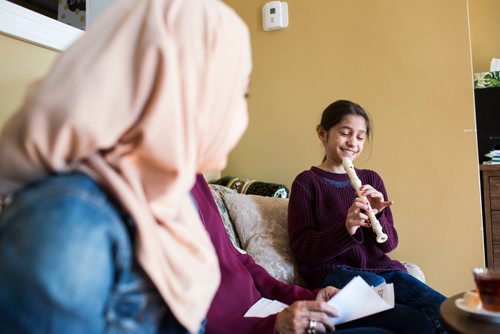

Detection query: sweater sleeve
xmin=288 ymin=173 xmax=363 ymax=264
xmin=205 ymin=312 xmax=277 ymax=334
xmin=204 ymin=248 xmax=316 ymax=334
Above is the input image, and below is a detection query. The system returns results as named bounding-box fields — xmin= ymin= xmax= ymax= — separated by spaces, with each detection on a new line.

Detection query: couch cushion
xmin=222 ymin=193 xmax=304 ymax=285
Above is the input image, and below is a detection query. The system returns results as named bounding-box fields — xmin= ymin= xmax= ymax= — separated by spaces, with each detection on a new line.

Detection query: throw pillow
xmin=400 ymin=261 xmax=426 ymax=283
xmin=208 ymin=184 xmax=243 ymax=250
xmin=222 ymin=193 xmax=303 ymax=285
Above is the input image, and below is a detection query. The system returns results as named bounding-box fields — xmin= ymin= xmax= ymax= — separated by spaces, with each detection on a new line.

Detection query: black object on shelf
xmin=475 ymin=87 xmax=500 ymax=163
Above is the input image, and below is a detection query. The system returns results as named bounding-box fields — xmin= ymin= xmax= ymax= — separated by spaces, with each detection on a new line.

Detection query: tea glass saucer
xmin=455 ymin=298 xmax=500 ymax=323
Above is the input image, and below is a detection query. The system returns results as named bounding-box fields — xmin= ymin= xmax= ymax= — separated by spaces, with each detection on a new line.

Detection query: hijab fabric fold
xmin=0 ymin=0 xmax=251 ymax=331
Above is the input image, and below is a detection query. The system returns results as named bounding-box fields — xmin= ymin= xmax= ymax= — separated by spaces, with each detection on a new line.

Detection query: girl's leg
xmin=335 ymin=328 xmax=393 ymax=334
xmin=321 ymin=268 xmax=386 ymax=288
xmin=321 ymin=268 xmax=435 ymax=334
xmin=336 ymin=304 xmax=433 ymax=334
xmin=381 ymin=270 xmax=446 ymax=334
xmin=0 ymin=173 xmax=188 ymax=334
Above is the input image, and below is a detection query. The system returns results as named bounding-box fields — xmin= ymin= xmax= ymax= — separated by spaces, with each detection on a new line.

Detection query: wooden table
xmin=440 ymin=293 xmax=500 ymax=334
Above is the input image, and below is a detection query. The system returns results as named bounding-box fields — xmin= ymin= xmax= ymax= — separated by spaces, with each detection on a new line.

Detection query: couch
xmin=207 ymin=183 xmax=426 ymax=286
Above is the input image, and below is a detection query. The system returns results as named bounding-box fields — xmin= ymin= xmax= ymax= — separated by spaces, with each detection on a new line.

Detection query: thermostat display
xmin=262 ymin=1 xmax=288 ymax=31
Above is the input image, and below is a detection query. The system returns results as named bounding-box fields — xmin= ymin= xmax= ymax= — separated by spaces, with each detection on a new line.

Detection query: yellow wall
xmin=0 ymin=35 xmax=57 ymax=128
xmin=224 ymin=0 xmax=482 ymax=296
xmin=469 ymin=0 xmax=500 ymax=73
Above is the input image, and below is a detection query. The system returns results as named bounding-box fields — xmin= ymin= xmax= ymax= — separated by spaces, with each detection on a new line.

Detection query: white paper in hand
xmin=327 ymin=276 xmax=394 ymax=325
xmin=373 ymin=281 xmax=395 ymax=306
xmin=244 ymin=298 xmax=288 ymax=318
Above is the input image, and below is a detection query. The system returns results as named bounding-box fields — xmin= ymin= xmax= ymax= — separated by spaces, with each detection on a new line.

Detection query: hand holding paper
xmin=244 ymin=298 xmax=288 ymax=318
xmin=244 ymin=276 xmax=394 ymax=326
xmin=327 ymin=276 xmax=394 ymax=325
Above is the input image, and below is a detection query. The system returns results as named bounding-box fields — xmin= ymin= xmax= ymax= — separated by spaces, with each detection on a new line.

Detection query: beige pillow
xmin=222 ymin=193 xmax=303 ymax=285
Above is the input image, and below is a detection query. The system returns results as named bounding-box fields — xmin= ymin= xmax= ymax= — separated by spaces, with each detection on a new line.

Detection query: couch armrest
xmin=401 ymin=261 xmax=426 ymax=283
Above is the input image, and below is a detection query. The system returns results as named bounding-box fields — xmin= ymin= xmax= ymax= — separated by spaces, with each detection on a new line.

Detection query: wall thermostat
xmin=262 ymin=1 xmax=288 ymax=31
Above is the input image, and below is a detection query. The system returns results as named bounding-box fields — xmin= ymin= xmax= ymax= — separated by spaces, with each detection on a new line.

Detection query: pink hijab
xmin=0 ymin=0 xmax=251 ymax=331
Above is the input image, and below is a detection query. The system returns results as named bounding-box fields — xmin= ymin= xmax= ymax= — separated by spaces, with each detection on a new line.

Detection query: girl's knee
xmin=360 ymin=274 xmax=385 ymax=287
xmin=323 ymin=269 xmax=385 ymax=288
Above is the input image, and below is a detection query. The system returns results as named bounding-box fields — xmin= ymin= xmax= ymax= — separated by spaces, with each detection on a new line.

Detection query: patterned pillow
xmin=400 ymin=261 xmax=426 ymax=283
xmin=208 ymin=184 xmax=243 ymax=250
xmin=222 ymin=193 xmax=304 ymax=285
xmin=210 ymin=176 xmax=289 ymax=198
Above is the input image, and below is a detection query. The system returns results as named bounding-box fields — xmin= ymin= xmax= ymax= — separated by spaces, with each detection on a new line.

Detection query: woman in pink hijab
xmin=0 ymin=0 xmax=250 ymax=333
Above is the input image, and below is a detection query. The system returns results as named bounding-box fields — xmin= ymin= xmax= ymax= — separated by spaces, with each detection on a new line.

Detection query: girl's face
xmin=318 ymin=114 xmax=367 ymax=171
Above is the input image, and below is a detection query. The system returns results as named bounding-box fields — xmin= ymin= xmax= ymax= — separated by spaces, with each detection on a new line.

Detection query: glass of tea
xmin=472 ymin=267 xmax=500 ymax=312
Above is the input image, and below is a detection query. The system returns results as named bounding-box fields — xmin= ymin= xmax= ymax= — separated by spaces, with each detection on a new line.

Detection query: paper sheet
xmin=327 ymin=276 xmax=394 ymax=325
xmin=243 ymin=276 xmax=394 ymax=323
xmin=244 ymin=298 xmax=288 ymax=318
xmin=373 ymin=281 xmax=395 ymax=306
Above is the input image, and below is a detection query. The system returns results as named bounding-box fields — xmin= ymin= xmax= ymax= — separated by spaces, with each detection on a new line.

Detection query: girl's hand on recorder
xmin=360 ymin=184 xmax=393 ymax=214
xmin=345 ymin=198 xmax=371 ymax=235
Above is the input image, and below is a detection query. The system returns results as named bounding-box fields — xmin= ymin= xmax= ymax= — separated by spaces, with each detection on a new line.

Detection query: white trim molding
xmin=0 ymin=0 xmax=84 ymax=51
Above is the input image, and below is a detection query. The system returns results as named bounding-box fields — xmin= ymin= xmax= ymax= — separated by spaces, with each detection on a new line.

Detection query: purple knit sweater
xmin=191 ymin=175 xmax=316 ymax=334
xmin=288 ymin=167 xmax=406 ymax=288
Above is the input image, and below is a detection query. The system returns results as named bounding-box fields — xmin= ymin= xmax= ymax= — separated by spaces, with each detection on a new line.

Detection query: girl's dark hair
xmin=319 ymin=100 xmax=372 ymax=140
